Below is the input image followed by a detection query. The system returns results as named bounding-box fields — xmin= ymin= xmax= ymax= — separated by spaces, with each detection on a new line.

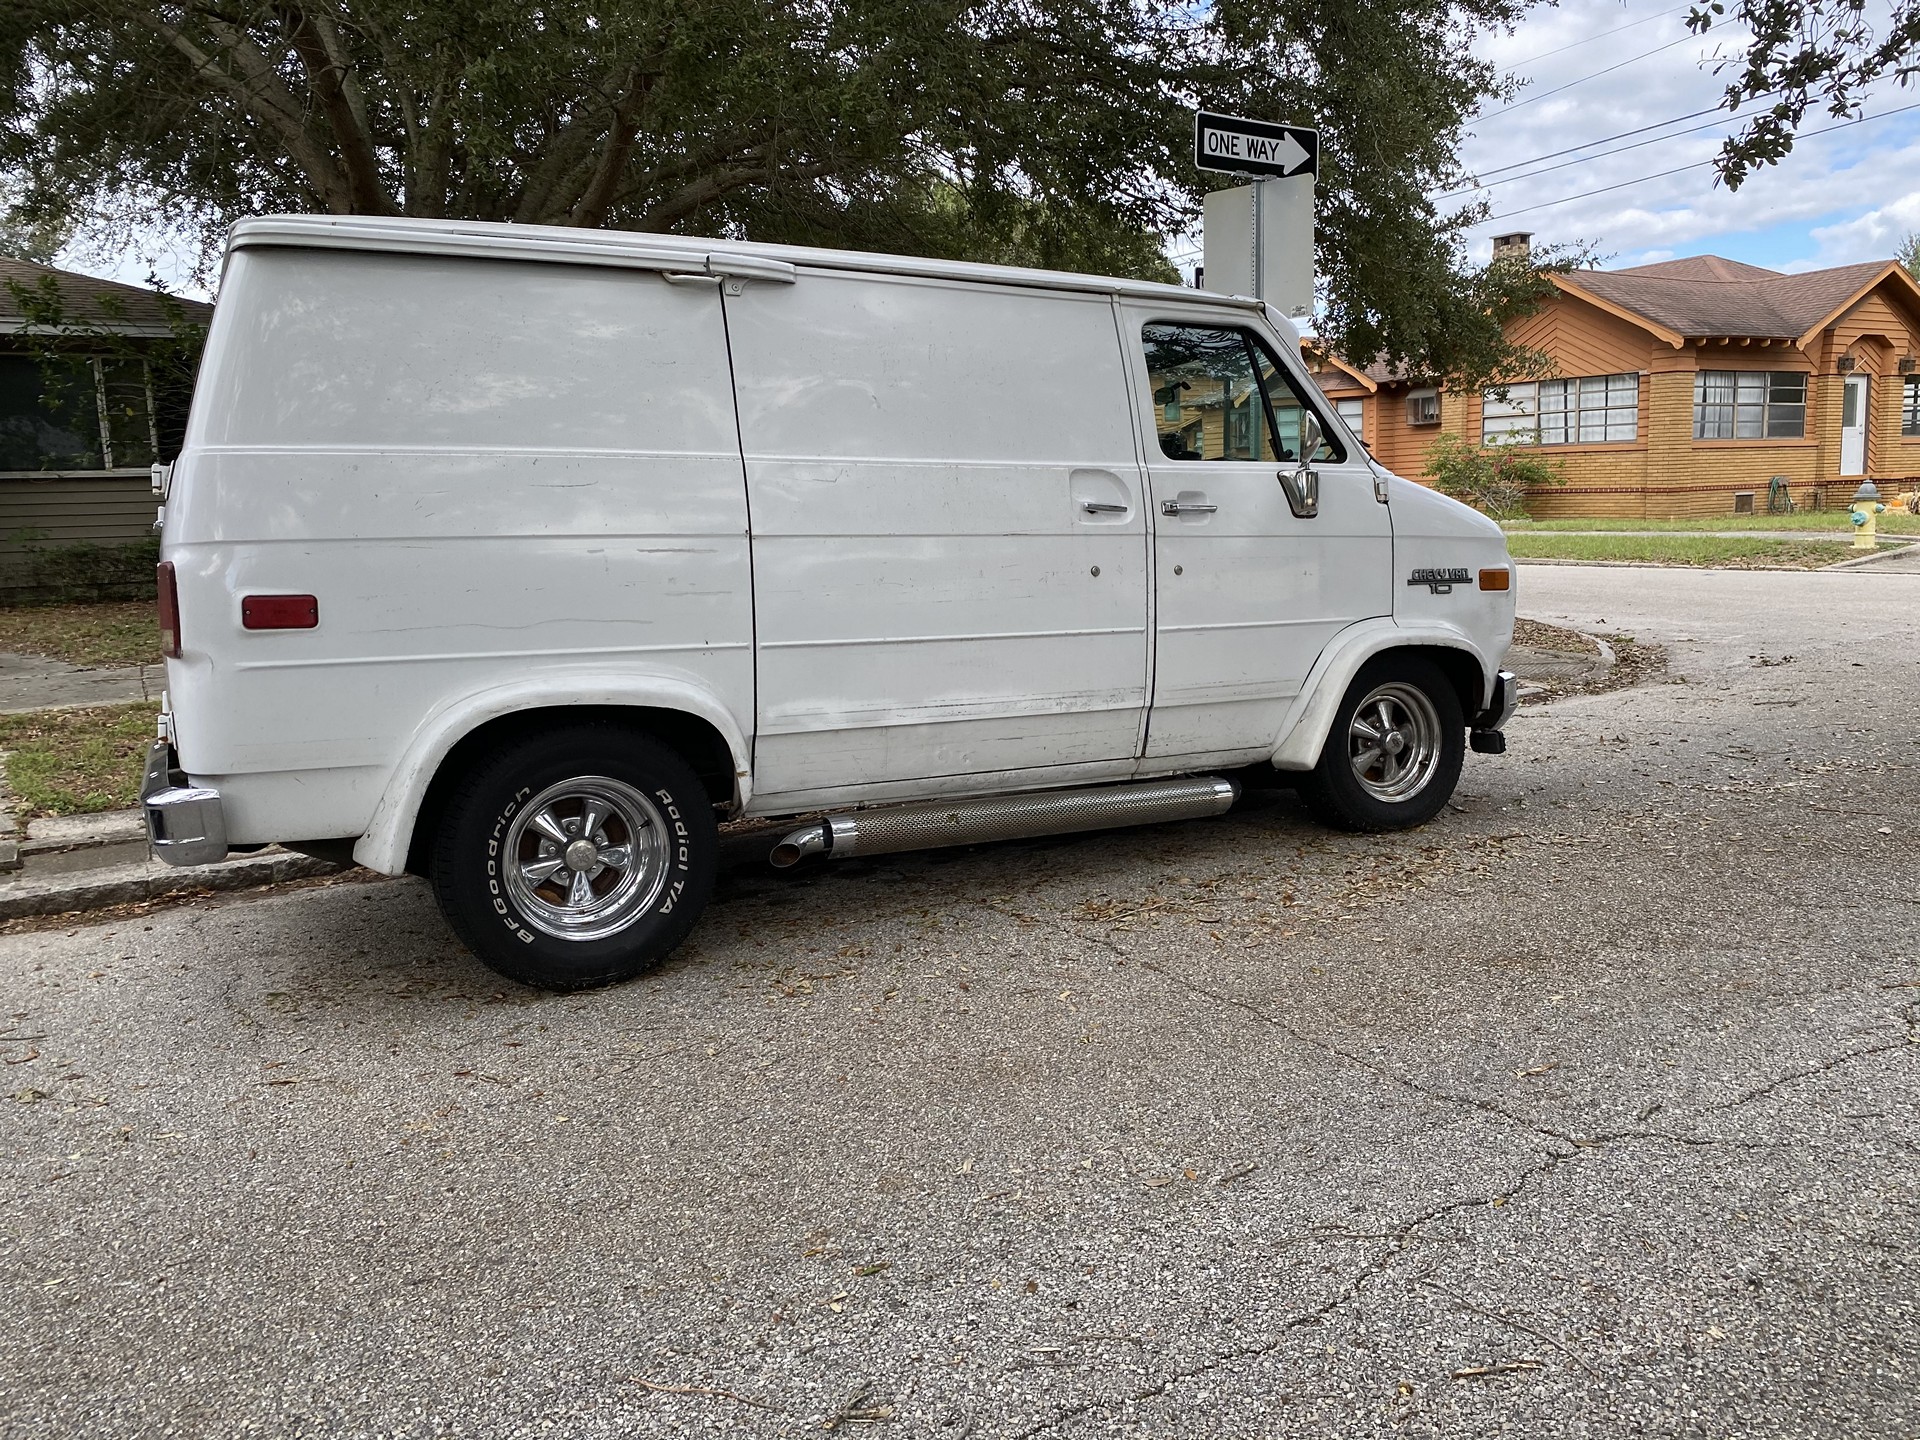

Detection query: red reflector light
xmin=156 ymin=561 xmax=181 ymax=658
xmin=241 ymin=594 xmax=319 ymax=630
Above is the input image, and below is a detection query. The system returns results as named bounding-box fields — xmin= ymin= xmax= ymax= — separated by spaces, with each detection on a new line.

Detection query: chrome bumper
xmin=1476 ymin=669 xmax=1519 ymax=732
xmin=141 ymin=741 xmax=227 ymax=867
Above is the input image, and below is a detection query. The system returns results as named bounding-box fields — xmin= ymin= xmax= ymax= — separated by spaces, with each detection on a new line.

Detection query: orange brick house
xmin=1308 ymin=247 xmax=1920 ymax=517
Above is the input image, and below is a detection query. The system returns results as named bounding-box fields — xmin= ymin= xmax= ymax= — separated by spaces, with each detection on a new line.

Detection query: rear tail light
xmin=156 ymin=561 xmax=181 ymax=657
xmin=241 ymin=594 xmax=319 ymax=630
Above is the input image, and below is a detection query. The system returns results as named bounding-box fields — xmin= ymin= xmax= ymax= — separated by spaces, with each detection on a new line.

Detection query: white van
xmin=144 ymin=216 xmax=1516 ymax=989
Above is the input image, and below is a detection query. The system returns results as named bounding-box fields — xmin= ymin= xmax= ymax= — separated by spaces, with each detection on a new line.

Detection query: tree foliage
xmin=2 ymin=0 xmax=1554 ymax=383
xmin=1688 ymin=0 xmax=1920 ymax=188
xmin=1898 ymin=230 xmax=1920 ymax=279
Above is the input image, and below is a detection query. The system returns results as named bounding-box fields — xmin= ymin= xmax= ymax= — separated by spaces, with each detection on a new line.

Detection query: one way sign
xmin=1193 ymin=111 xmax=1318 ymax=180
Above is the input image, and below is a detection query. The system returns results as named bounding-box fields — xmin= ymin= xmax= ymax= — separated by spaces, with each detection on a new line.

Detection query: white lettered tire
xmin=429 ymin=725 xmax=717 ymax=990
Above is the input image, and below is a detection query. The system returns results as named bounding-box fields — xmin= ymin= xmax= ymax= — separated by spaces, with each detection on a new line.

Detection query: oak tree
xmin=1 ymin=0 xmax=1555 ymax=383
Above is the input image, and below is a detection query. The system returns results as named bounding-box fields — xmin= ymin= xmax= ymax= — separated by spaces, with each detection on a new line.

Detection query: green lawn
xmin=1504 ymin=533 xmax=1859 ymax=568
xmin=0 ymin=601 xmax=163 ymax=668
xmin=1504 ymin=510 xmax=1920 ymax=534
xmin=0 ymin=702 xmax=158 ymax=817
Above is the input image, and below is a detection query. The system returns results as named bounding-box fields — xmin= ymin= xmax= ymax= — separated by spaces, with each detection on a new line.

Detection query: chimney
xmin=1492 ymin=231 xmax=1533 ymax=262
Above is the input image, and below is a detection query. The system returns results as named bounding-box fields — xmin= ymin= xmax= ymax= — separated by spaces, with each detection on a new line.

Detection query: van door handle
xmin=1081 ymin=501 xmax=1129 ymax=514
xmin=1160 ymin=500 xmax=1218 ymax=516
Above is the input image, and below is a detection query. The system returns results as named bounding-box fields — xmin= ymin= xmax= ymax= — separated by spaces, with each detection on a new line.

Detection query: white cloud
xmin=1794 ymin=190 xmax=1920 ymax=268
xmin=1453 ymin=0 xmax=1920 ymax=272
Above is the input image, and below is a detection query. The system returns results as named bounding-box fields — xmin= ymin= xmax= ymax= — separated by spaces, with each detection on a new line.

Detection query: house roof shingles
xmin=0 ymin=256 xmax=212 ymax=332
xmin=1558 ymin=256 xmax=1895 ymax=341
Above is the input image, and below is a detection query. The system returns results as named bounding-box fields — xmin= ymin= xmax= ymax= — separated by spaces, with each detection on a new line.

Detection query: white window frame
xmin=1903 ymin=376 xmax=1920 ymax=437
xmin=1482 ymin=373 xmax=1638 ymax=446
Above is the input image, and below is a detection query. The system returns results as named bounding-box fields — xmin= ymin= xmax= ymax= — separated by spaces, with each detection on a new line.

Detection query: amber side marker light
xmin=156 ymin=561 xmax=181 ymax=658
xmin=242 ymin=594 xmax=320 ymax=630
xmin=1478 ymin=568 xmax=1512 ymax=592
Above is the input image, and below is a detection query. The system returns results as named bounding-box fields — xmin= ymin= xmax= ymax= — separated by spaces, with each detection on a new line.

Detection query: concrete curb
xmin=0 ymin=849 xmax=348 ymax=921
xmin=1823 ymin=541 xmax=1920 ymax=571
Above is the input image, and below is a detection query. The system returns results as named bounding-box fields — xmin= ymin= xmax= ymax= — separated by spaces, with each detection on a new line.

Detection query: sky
xmin=46 ymin=0 xmax=1920 ymax=295
xmin=1457 ymin=0 xmax=1920 ymax=273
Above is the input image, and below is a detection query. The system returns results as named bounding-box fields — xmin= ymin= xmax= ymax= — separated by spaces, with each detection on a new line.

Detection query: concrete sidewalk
xmin=0 ymin=652 xmax=157 ymax=713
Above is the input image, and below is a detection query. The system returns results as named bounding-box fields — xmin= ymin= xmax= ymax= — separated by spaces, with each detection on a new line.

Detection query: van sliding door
xmin=726 ymin=272 xmax=1152 ymax=807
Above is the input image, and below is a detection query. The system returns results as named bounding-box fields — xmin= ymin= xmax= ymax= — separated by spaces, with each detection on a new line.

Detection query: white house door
xmin=1840 ymin=375 xmax=1869 ymax=476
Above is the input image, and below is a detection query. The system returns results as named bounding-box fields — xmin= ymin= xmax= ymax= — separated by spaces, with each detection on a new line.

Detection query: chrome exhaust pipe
xmin=768 ymin=775 xmax=1239 ymax=868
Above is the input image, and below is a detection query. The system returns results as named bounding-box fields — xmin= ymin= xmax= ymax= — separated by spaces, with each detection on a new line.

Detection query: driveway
xmin=3 ymin=565 xmax=1916 ymax=1438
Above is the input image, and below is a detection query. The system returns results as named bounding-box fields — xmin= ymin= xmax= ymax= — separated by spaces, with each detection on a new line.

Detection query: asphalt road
xmin=4 ymin=565 xmax=1917 ymax=1439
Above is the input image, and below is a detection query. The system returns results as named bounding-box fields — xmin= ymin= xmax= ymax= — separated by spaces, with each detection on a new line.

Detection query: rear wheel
xmin=429 ymin=726 xmax=717 ymax=990
xmin=1296 ymin=655 xmax=1464 ymax=832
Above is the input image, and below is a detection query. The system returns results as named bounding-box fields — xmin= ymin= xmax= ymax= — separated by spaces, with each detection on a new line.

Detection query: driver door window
xmin=1143 ymin=323 xmax=1341 ymax=465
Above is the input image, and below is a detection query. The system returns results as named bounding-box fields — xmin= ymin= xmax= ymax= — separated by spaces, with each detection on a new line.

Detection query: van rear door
xmin=726 ymin=272 xmax=1151 ymax=806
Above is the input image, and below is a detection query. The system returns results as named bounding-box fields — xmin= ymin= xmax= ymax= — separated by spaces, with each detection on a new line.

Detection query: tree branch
xmin=275 ymin=3 xmax=397 ymax=213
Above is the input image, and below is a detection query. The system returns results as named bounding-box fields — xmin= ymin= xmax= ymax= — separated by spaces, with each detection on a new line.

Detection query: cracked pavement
xmin=3 ymin=564 xmax=1917 ymax=1438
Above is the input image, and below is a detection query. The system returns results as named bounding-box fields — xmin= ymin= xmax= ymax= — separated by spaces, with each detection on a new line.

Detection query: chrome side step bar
xmin=769 ymin=775 xmax=1239 ymax=868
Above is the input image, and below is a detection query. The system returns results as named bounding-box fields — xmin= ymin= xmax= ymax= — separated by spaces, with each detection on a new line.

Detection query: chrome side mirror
xmin=1298 ymin=411 xmax=1323 ymax=464
xmin=1280 ymin=412 xmax=1322 ymax=519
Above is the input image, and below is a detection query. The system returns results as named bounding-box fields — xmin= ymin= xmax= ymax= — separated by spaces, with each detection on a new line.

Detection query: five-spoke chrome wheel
xmin=1346 ymin=681 xmax=1443 ymax=802
xmin=501 ymin=776 xmax=669 ymax=941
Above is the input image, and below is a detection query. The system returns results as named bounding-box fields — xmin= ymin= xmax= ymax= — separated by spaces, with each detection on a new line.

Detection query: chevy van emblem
xmin=1408 ymin=567 xmax=1470 ymax=594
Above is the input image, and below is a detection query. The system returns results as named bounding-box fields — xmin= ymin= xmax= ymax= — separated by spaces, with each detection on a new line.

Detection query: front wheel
xmin=429 ymin=726 xmax=717 ymax=990
xmin=1295 ymin=656 xmax=1465 ymax=832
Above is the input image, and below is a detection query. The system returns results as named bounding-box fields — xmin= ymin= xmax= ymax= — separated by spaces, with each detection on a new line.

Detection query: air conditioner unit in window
xmin=1405 ymin=391 xmax=1441 ymax=426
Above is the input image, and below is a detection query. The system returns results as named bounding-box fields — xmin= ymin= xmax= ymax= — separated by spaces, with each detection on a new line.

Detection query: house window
xmin=1481 ymin=374 xmax=1638 ymax=445
xmin=1693 ymin=371 xmax=1807 ymax=440
xmin=0 ymin=354 xmax=157 ymax=472
xmin=1904 ymin=376 xmax=1920 ymax=437
xmin=1335 ymin=397 xmax=1364 ymax=434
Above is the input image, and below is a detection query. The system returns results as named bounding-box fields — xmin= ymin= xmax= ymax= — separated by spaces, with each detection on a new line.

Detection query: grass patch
xmin=1504 ymin=533 xmax=1857 ymax=568
xmin=0 ymin=702 xmax=158 ymax=817
xmin=0 ymin=601 xmax=162 ymax=668
xmin=1504 ymin=510 xmax=1920 ymax=534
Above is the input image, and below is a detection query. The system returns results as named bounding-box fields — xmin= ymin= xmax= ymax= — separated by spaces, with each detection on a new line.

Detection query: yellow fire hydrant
xmin=1850 ymin=481 xmax=1887 ymax=550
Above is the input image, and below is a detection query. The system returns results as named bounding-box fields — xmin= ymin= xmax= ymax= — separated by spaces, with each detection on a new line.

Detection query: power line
xmin=1478 ymin=98 xmax=1920 ymax=221
xmin=1461 ymin=102 xmax=1745 ymax=185
xmin=1478 ymin=29 xmax=1707 ymax=120
xmin=1502 ymin=2 xmax=1696 ymax=70
xmin=1446 ymin=109 xmax=1760 ymax=196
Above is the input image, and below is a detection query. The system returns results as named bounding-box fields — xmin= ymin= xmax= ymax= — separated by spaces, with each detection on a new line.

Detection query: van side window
xmin=1142 ymin=323 xmax=1341 ymax=463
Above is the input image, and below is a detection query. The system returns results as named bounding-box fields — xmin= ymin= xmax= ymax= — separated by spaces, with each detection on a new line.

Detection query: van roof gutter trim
xmin=225 ymin=215 xmax=1259 ymax=308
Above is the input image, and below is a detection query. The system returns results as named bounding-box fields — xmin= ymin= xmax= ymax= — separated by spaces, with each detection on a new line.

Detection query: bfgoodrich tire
xmin=429 ymin=726 xmax=717 ymax=990
xmin=1296 ymin=655 xmax=1465 ymax=833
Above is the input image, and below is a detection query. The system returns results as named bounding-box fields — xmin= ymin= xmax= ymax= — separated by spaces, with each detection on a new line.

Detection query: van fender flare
xmin=352 ymin=673 xmax=752 ymax=875
xmin=1268 ymin=620 xmax=1497 ymax=773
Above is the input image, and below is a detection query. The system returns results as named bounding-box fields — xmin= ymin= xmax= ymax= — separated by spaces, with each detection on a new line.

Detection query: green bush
xmin=1425 ymin=432 xmax=1563 ymax=520
xmin=3 ymin=537 xmax=160 ymax=604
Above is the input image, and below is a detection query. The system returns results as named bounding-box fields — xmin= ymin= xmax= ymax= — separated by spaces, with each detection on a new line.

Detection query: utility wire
xmin=1478 ymin=29 xmax=1708 ymax=120
xmin=1460 ymin=101 xmax=1753 ymax=184
xmin=1445 ymin=109 xmax=1764 ymax=195
xmin=1502 ymin=2 xmax=1696 ymax=70
xmin=1478 ymin=98 xmax=1920 ymax=221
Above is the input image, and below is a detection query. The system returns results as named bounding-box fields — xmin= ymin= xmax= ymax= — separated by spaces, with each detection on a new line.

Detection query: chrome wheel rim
xmin=1347 ymin=682 xmax=1442 ymax=802
xmin=501 ymin=777 xmax=669 ymax=942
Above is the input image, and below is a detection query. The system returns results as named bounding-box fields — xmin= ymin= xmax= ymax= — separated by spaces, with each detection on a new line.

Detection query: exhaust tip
xmin=769 ymin=823 xmax=830 ymax=869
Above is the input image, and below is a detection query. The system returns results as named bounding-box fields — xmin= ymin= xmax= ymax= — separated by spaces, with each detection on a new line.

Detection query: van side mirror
xmin=1280 ymin=412 xmax=1321 ymax=519
xmin=1298 ymin=411 xmax=1323 ymax=464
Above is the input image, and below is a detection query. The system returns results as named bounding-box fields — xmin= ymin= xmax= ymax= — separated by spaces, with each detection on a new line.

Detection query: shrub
xmin=2 ymin=537 xmax=160 ymax=605
xmin=1424 ymin=432 xmax=1563 ymax=519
